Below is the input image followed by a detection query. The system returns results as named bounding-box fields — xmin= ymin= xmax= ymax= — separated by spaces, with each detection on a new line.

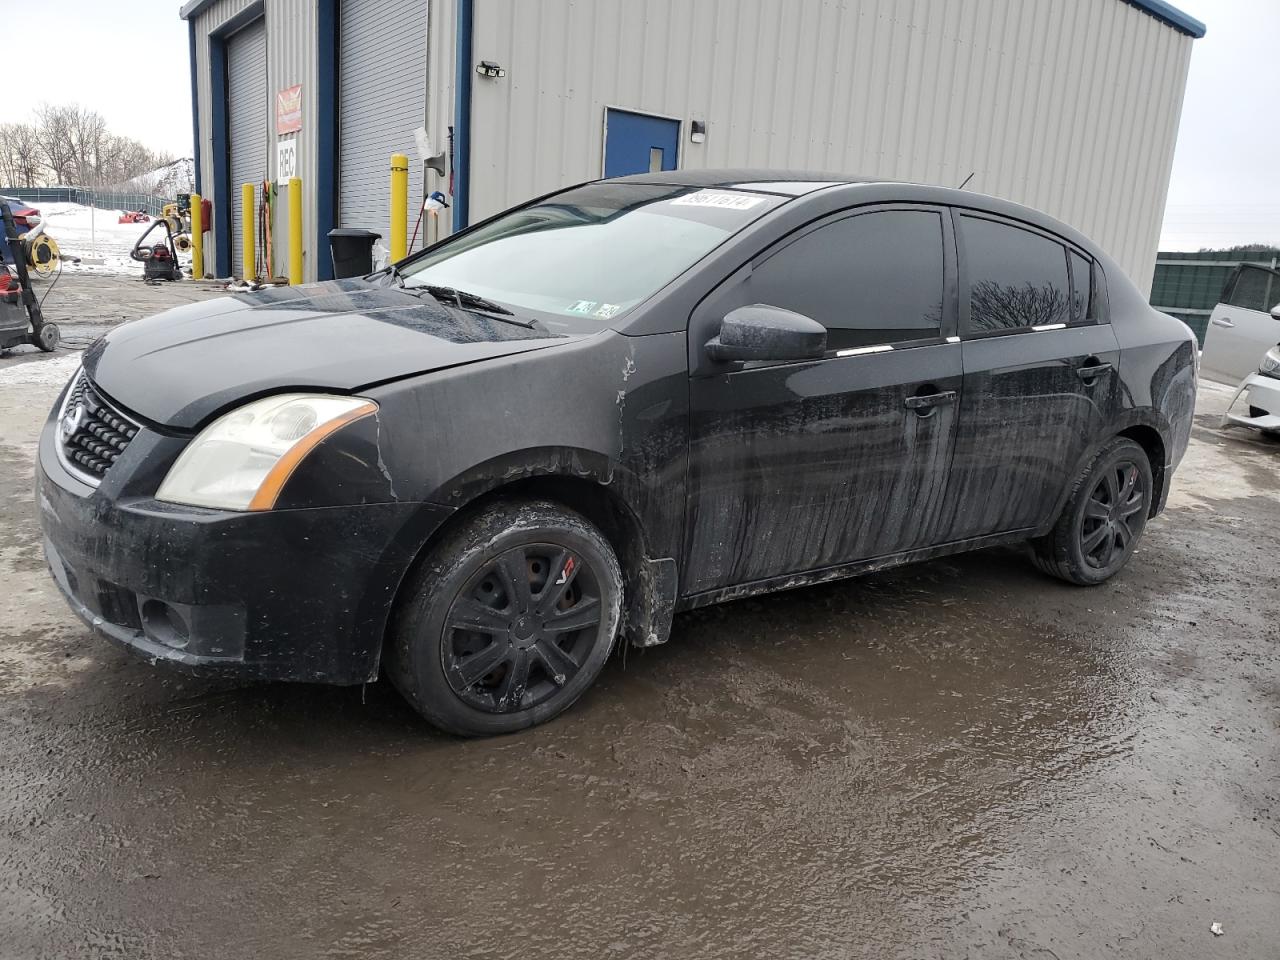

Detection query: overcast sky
xmin=1 ymin=0 xmax=1274 ymax=252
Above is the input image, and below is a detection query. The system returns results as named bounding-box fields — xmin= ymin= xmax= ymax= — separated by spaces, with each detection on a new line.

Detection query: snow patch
xmin=38 ymin=202 xmax=190 ymax=278
xmin=0 ymin=353 xmax=80 ymax=386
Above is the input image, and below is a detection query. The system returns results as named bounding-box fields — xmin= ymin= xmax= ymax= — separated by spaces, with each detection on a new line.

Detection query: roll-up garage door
xmin=339 ymin=0 xmax=427 ymax=236
xmin=227 ymin=17 xmax=268 ymax=278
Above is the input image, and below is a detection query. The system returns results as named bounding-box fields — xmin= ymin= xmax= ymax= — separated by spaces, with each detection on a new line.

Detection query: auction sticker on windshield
xmin=671 ymin=191 xmax=766 ymax=210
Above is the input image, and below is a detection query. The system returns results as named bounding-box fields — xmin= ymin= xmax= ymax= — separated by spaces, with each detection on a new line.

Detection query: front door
xmin=604 ymin=109 xmax=679 ymax=178
xmin=1201 ymin=264 xmax=1280 ymax=385
xmin=939 ymin=211 xmax=1122 ymax=540
xmin=683 ymin=206 xmax=962 ymax=596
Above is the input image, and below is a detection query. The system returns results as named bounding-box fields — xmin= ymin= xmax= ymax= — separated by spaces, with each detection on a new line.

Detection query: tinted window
xmin=1224 ymin=265 xmax=1280 ymax=313
xmin=961 ymin=216 xmax=1070 ymax=332
xmin=746 ymin=210 xmax=945 ymax=350
xmin=1069 ymin=250 xmax=1094 ymax=325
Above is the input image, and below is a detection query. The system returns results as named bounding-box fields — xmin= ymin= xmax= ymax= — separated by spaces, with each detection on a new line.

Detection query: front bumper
xmin=1221 ymin=372 xmax=1280 ymax=432
xmin=37 ymin=418 xmax=451 ymax=684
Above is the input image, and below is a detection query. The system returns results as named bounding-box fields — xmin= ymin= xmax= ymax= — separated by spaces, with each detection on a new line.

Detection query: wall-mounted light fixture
xmin=690 ymin=120 xmax=707 ymax=144
xmin=476 ymin=61 xmax=506 ymax=79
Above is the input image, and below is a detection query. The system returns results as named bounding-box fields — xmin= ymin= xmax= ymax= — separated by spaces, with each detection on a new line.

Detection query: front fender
xmin=365 ymin=330 xmax=690 ymax=562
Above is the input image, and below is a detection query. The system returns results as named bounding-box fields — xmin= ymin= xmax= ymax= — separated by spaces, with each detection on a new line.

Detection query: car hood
xmin=83 ymin=278 xmax=583 ymax=429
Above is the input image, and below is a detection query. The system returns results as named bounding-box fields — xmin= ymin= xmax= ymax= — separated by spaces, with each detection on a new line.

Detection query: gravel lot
xmin=1 ymin=276 xmax=1277 ymax=959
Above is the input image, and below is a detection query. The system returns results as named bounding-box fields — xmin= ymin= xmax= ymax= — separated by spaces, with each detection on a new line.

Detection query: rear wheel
xmin=386 ymin=500 xmax=623 ymax=736
xmin=1029 ymin=437 xmax=1152 ymax=585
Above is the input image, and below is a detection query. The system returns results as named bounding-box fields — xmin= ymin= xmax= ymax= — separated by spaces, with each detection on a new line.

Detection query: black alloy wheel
xmin=386 ymin=500 xmax=623 ymax=736
xmin=1079 ymin=460 xmax=1146 ymax=571
xmin=1029 ymin=437 xmax=1153 ymax=585
xmin=442 ymin=542 xmax=604 ymax=714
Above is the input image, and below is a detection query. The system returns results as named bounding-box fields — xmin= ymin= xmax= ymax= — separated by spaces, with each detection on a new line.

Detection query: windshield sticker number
xmin=594 ymin=304 xmax=621 ymax=319
xmin=568 ymin=300 xmax=598 ymax=314
xmin=671 ymin=191 xmax=765 ymax=210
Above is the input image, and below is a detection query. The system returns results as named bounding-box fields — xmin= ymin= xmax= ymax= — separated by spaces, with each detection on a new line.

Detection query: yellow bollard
xmin=190 ymin=192 xmax=203 ymax=279
xmin=390 ymin=153 xmax=408 ymax=262
xmin=241 ymin=182 xmax=256 ymax=281
xmin=288 ymin=177 xmax=304 ymax=285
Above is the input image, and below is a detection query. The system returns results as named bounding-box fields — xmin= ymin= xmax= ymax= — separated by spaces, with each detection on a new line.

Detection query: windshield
xmin=398 ymin=182 xmax=783 ymax=329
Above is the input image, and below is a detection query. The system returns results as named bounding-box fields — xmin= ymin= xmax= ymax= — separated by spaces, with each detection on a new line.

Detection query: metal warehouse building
xmin=181 ymin=0 xmax=1204 ymax=289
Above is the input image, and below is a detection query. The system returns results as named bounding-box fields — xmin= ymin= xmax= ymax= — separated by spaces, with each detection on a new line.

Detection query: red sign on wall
xmin=276 ymin=84 xmax=303 ymax=135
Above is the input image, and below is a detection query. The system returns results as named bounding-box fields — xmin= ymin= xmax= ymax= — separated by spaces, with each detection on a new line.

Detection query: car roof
xmin=606 ymin=168 xmax=872 ymax=196
xmin=606 ymin=168 xmax=1102 ymax=259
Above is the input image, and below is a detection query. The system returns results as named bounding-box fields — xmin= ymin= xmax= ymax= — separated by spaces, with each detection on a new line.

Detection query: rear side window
xmin=1069 ymin=250 xmax=1095 ymax=325
xmin=961 ymin=215 xmax=1070 ymax=332
xmin=1224 ymin=264 xmax=1280 ymax=313
xmin=746 ymin=209 xmax=945 ymax=350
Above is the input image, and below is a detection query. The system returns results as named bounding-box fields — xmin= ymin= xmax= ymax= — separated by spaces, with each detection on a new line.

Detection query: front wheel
xmin=1029 ymin=438 xmax=1153 ymax=585
xmin=386 ymin=500 xmax=623 ymax=736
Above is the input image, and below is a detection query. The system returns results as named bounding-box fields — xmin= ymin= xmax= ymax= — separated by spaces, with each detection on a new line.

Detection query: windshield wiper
xmin=393 ymin=274 xmax=536 ymax=328
xmin=421 ymin=284 xmax=514 ymax=317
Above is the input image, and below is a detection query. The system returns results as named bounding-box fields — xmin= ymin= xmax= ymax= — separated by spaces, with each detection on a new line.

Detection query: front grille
xmin=58 ymin=372 xmax=139 ymax=482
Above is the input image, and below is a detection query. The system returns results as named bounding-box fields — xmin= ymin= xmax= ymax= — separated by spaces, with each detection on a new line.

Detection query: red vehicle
xmin=1 ymin=197 xmax=40 ymax=229
xmin=119 ymin=210 xmax=150 ymax=224
xmin=0 ymin=197 xmax=41 ymax=268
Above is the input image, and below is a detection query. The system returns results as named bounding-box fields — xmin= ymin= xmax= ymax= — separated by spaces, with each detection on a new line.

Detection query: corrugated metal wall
xmin=338 ymin=0 xmax=430 ymax=237
xmin=191 ymin=0 xmax=319 ymax=279
xmin=443 ymin=0 xmax=1192 ymax=293
xmin=422 ymin=0 xmax=456 ymax=250
xmin=227 ymin=17 xmax=268 ymax=276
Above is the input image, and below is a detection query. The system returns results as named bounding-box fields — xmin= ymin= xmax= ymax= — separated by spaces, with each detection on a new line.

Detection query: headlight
xmin=156 ymin=394 xmax=377 ymax=510
xmin=1260 ymin=347 xmax=1280 ymax=380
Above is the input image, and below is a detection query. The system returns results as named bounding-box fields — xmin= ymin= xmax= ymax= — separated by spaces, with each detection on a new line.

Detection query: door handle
xmin=904 ymin=390 xmax=957 ymax=410
xmin=1211 ymin=317 xmax=1235 ymax=328
xmin=1076 ymin=361 xmax=1113 ymax=382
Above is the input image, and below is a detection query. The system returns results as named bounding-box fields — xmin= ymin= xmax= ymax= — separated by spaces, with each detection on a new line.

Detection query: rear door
xmin=682 ymin=206 xmax=962 ymax=595
xmin=1201 ymin=264 xmax=1280 ymax=385
xmin=939 ymin=211 xmax=1121 ymax=541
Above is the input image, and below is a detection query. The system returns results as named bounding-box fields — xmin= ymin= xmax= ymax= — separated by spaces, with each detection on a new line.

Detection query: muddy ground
xmin=0 ymin=276 xmax=1277 ymax=959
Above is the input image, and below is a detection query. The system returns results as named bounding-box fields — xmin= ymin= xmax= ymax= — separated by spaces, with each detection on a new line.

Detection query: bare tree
xmin=33 ymin=104 xmax=78 ymax=184
xmin=970 ymin=280 xmax=1070 ymax=331
xmin=0 ymin=123 xmax=44 ymax=186
xmin=3 ymin=104 xmax=180 ymax=189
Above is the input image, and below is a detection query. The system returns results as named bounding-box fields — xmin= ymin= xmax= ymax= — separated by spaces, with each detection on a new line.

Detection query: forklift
xmin=0 ymin=201 xmax=58 ymax=353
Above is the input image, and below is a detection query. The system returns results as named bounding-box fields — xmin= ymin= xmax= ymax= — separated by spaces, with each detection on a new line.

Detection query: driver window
xmin=742 ymin=210 xmax=946 ymax=351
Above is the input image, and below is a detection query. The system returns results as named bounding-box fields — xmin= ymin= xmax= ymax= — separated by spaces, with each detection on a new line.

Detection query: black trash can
xmin=328 ymin=228 xmax=382 ymax=279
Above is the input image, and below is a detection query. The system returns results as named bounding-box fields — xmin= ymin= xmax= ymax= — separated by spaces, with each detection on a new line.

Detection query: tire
xmin=1029 ymin=438 xmax=1153 ymax=586
xmin=385 ymin=499 xmax=624 ymax=736
xmin=35 ymin=323 xmax=59 ymax=353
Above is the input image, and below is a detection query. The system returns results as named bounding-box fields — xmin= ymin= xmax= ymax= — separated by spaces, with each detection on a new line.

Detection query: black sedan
xmin=37 ymin=171 xmax=1197 ymax=736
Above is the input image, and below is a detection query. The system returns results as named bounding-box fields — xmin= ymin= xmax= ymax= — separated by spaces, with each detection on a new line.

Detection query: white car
xmin=1201 ymin=263 xmax=1280 ymax=435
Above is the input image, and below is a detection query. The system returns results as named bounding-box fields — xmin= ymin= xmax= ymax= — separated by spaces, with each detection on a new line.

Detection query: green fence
xmin=0 ymin=187 xmax=169 ymax=217
xmin=1151 ymin=250 xmax=1280 ymax=344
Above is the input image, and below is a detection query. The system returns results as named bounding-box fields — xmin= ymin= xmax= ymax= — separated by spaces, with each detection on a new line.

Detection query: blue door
xmin=604 ymin=109 xmax=680 ymax=178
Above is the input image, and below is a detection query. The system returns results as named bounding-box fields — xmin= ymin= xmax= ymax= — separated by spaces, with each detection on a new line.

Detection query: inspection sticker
xmin=671 ymin=191 xmax=765 ymax=210
xmin=594 ymin=303 xmax=622 ymax=318
xmin=567 ymin=300 xmax=598 ymax=314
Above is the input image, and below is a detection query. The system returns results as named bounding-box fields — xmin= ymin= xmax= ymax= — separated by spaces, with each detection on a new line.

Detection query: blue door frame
xmin=604 ymin=109 xmax=680 ymax=179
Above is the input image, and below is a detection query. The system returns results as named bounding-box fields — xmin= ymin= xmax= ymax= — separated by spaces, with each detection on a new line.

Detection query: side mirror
xmin=705 ymin=304 xmax=827 ymax=363
xmin=1270 ymin=303 xmax=1280 ymax=322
